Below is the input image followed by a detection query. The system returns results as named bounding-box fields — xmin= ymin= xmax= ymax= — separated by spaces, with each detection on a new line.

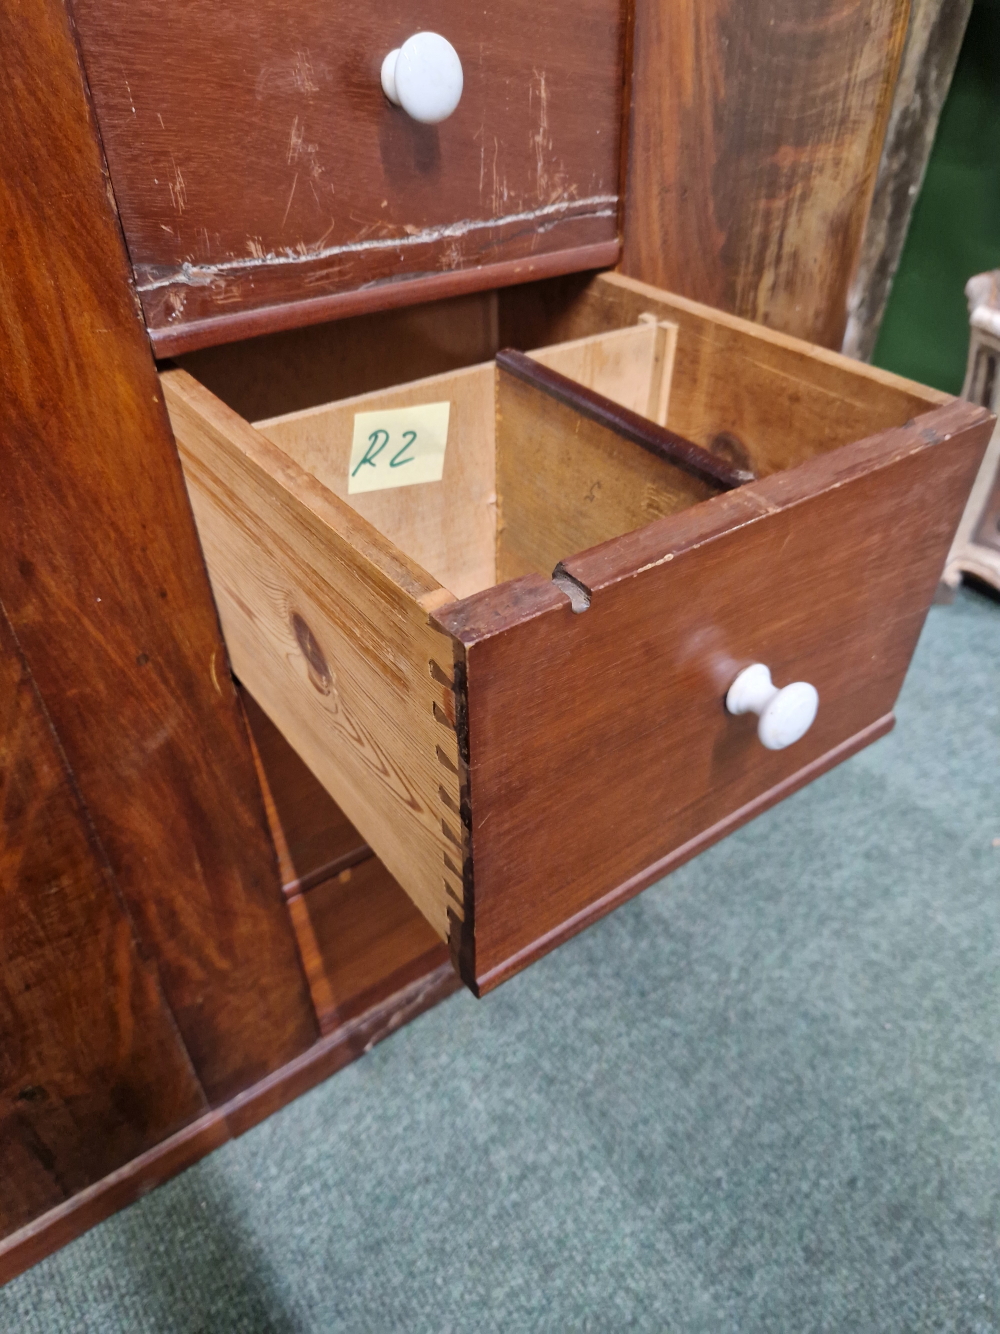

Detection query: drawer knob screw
xmin=726 ymin=663 xmax=819 ymax=751
xmin=381 ymin=33 xmax=464 ymax=125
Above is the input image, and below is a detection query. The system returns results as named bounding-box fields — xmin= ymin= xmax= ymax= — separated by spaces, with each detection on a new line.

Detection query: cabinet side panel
xmin=0 ymin=0 xmax=317 ymax=1104
xmin=0 ymin=607 xmax=207 ymax=1241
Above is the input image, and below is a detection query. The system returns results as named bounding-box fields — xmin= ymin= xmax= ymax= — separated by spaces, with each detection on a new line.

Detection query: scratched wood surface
xmin=622 ymin=0 xmax=910 ymax=348
xmin=0 ymin=0 xmax=317 ymax=1108
xmin=70 ymin=0 xmax=625 ymax=353
xmin=434 ymin=398 xmax=992 ymax=993
xmin=0 ymin=605 xmax=207 ymax=1241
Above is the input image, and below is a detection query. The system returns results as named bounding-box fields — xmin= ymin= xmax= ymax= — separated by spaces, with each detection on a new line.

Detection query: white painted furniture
xmin=941 ymin=270 xmax=1000 ymax=595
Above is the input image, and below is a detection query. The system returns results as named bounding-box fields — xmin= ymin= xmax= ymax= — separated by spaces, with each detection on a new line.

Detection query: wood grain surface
xmin=163 ymin=370 xmax=464 ymax=939
xmin=151 ymin=245 xmax=622 ymax=359
xmin=621 ymin=0 xmax=910 ymax=348
xmin=0 ymin=960 xmax=460 ymax=1287
xmin=253 ymin=325 xmax=689 ymax=601
xmin=494 ymin=359 xmax=721 ymax=582
xmin=71 ymin=0 xmax=625 ymax=351
xmin=242 ymin=692 xmax=371 ymax=897
xmin=0 ymin=606 xmax=206 ymax=1241
xmin=258 ymin=363 xmax=499 ymax=600
xmin=497 ymin=349 xmax=749 ymax=485
xmin=435 ymin=399 xmax=992 ymax=992
xmin=502 ymin=272 xmax=948 ymax=473
xmin=290 ymin=858 xmax=450 ymax=1034
xmin=843 ymin=0 xmax=974 ymax=359
xmin=176 ymin=290 xmax=504 ymax=422
xmin=0 ymin=0 xmax=316 ymax=1106
xmin=527 ymin=319 xmax=677 ymax=422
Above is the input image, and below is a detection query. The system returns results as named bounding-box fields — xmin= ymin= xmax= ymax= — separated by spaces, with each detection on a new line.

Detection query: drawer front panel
xmin=72 ymin=0 xmax=625 ymax=353
xmin=435 ymin=401 xmax=991 ymax=993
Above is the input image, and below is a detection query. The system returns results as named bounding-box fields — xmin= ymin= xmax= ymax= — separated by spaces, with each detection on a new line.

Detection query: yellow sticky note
xmin=348 ymin=402 xmax=450 ymax=494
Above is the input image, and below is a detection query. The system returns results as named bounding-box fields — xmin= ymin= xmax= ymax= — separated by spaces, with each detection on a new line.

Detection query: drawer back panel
xmin=71 ymin=0 xmax=625 ymax=355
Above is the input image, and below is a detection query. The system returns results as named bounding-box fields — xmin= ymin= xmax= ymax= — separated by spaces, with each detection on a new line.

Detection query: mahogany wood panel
xmin=176 ymin=290 xmax=503 ymax=422
xmin=0 ymin=961 xmax=460 ymax=1287
xmin=621 ymin=0 xmax=910 ymax=348
xmin=434 ymin=400 xmax=992 ymax=992
xmin=0 ymin=0 xmax=317 ymax=1104
xmin=0 ymin=605 xmax=207 ymax=1241
xmin=71 ymin=0 xmax=626 ymax=352
xmin=150 ymin=245 xmax=620 ymax=359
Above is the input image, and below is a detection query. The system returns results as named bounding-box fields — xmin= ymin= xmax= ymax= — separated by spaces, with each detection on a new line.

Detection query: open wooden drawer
xmin=163 ymin=271 xmax=992 ymax=995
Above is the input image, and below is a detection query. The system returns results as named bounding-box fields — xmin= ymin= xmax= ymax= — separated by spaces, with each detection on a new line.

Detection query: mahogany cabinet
xmin=2 ymin=0 xmax=986 ymax=1283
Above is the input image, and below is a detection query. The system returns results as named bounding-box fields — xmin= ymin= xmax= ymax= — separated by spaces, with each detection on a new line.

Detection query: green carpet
xmin=2 ymin=583 xmax=998 ymax=1331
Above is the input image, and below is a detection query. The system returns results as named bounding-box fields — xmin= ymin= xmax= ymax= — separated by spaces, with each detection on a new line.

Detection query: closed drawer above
xmin=71 ymin=0 xmax=625 ymax=356
xmin=162 ymin=272 xmax=993 ymax=995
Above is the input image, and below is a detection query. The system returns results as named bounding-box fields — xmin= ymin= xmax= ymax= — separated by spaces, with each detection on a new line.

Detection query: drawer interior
xmin=242 ymin=690 xmax=453 ymax=1033
xmin=165 ymin=269 xmax=968 ymax=993
xmin=177 ymin=270 xmax=947 ymax=607
xmin=251 ymin=318 xmax=708 ymax=602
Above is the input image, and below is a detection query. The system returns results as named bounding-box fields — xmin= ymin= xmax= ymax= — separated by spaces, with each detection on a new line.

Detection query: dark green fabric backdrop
xmin=874 ymin=0 xmax=1000 ymax=393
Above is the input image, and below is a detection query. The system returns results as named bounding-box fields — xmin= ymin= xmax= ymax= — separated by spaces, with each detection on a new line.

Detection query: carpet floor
xmin=2 ymin=585 xmax=998 ymax=1333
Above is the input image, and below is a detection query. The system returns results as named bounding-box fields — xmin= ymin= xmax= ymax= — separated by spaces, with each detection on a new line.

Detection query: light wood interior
xmin=255 ymin=322 xmax=674 ymax=599
xmin=494 ymin=363 xmax=716 ymax=583
xmin=163 ymin=368 xmax=464 ymax=941
xmin=180 ymin=270 xmax=949 ymax=609
xmin=500 ymin=271 xmax=950 ymax=476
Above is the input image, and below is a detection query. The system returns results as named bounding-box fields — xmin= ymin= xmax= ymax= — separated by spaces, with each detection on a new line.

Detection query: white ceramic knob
xmin=726 ymin=663 xmax=819 ymax=751
xmin=381 ymin=33 xmax=464 ymax=124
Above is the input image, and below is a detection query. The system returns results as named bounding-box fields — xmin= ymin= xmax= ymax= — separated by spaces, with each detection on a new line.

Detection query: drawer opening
xmin=246 ymin=315 xmax=748 ymax=602
xmin=164 ymin=269 xmax=983 ymax=996
xmin=175 ymin=266 xmax=950 ymax=531
xmin=243 ymin=690 xmax=452 ymax=1034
